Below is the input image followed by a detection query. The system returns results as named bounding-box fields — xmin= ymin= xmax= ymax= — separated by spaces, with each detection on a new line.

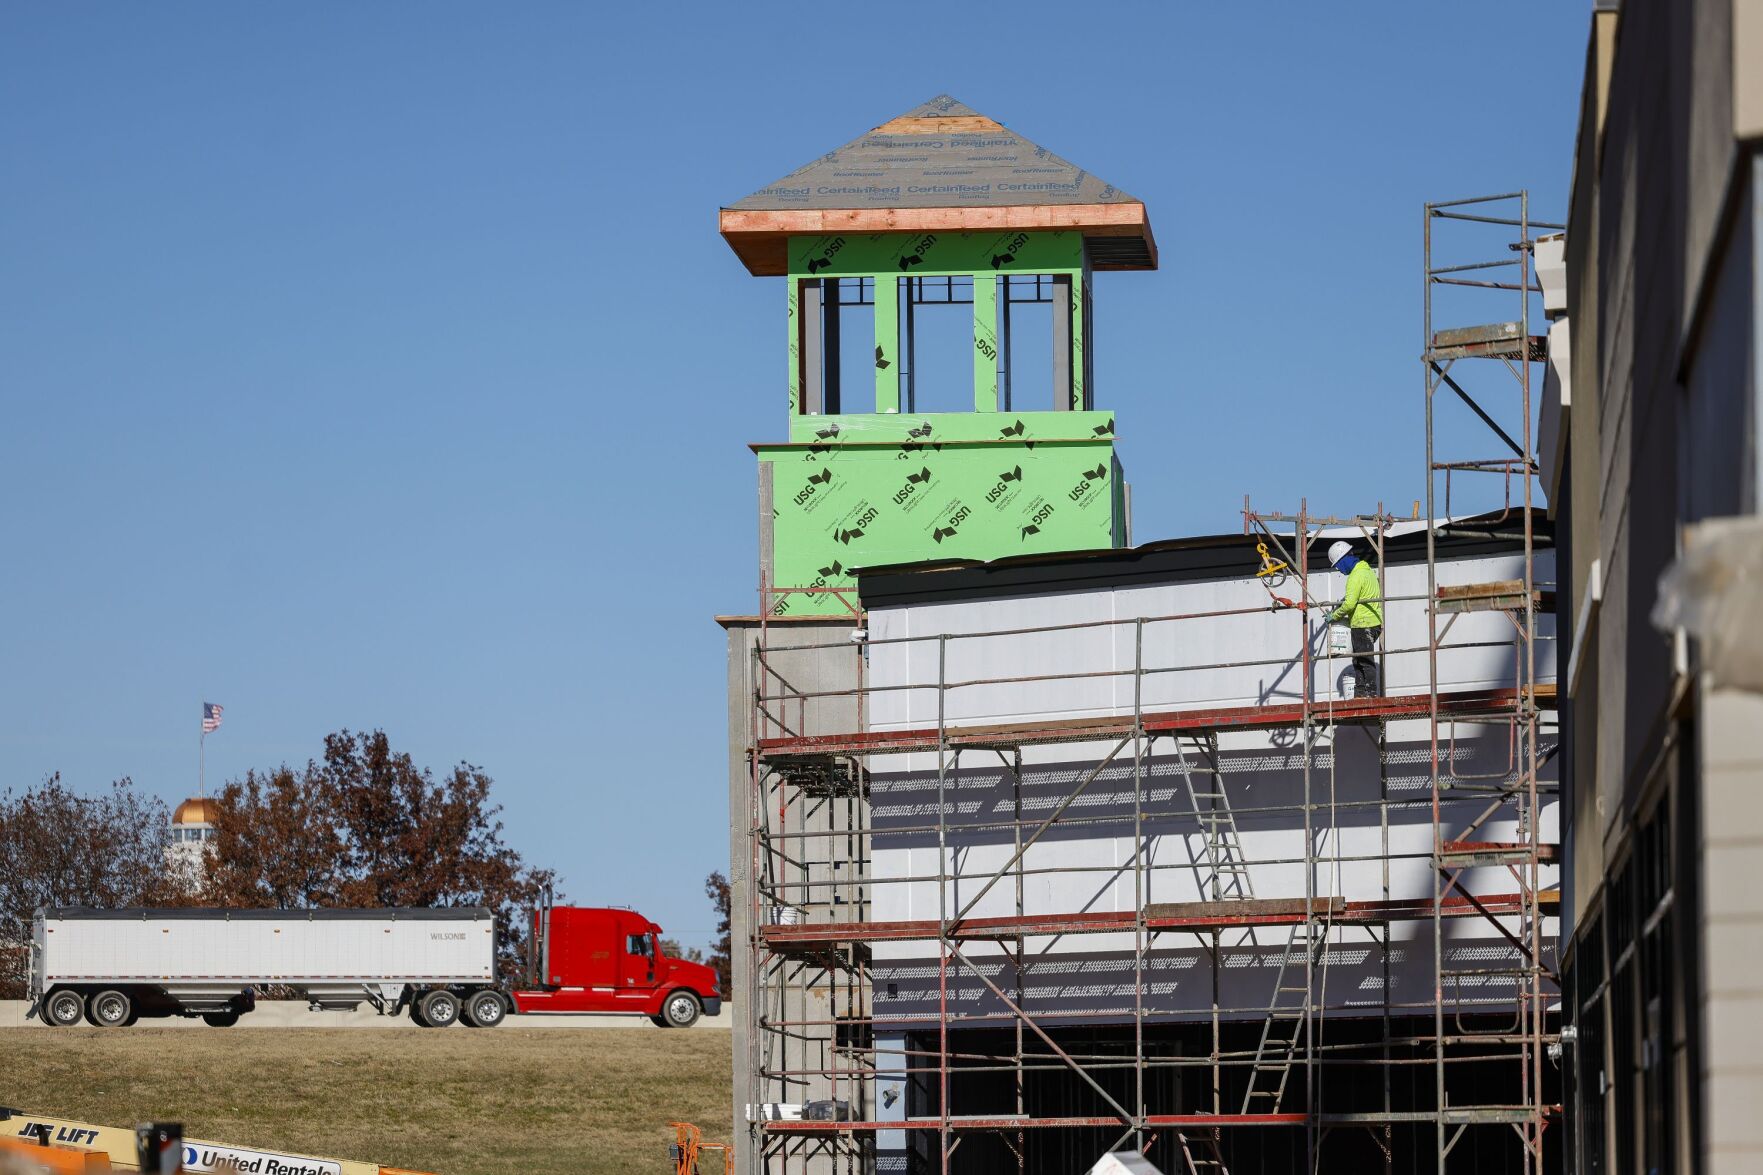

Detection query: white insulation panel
xmin=867 ymin=549 xmax=1553 ymax=732
xmin=859 ymin=546 xmax=1558 ymax=1025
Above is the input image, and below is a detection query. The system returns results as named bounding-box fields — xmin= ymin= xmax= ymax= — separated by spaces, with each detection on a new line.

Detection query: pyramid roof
xmin=720 ymin=96 xmax=1156 ymax=275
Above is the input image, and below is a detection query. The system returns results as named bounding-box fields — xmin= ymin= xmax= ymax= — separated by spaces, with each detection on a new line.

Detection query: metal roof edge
xmin=857 ymin=509 xmax=1554 ymax=609
xmin=716 ymin=614 xmax=859 ymax=628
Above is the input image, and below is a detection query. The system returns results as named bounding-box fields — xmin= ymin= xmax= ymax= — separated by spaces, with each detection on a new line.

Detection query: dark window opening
xmin=797 ymin=271 xmax=1080 ymax=416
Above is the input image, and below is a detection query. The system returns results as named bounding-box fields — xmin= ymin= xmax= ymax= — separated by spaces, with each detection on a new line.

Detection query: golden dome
xmin=172 ymin=796 xmax=217 ymax=826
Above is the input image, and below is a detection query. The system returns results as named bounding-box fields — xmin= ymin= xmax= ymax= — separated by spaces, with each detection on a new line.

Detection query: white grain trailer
xmin=27 ymin=907 xmax=510 ymax=1029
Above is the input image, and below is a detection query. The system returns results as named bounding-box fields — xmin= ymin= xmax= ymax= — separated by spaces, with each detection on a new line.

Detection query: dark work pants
xmin=1351 ymin=625 xmax=1382 ymax=697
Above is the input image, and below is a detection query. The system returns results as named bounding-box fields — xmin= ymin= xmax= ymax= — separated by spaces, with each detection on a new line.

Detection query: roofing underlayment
xmin=720 ymin=95 xmax=1157 ymax=274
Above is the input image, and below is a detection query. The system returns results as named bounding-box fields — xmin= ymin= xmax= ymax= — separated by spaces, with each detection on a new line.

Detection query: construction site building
xmin=721 ymin=100 xmax=1560 ymax=1173
xmin=1548 ymin=3 xmax=1763 ymax=1174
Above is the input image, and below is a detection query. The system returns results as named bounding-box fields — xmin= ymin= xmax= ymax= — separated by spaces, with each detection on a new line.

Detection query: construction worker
xmin=1323 ymin=540 xmax=1383 ymax=697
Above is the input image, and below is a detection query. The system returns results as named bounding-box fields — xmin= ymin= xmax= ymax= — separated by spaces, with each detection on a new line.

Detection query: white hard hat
xmin=1327 ymin=541 xmax=1352 ymax=565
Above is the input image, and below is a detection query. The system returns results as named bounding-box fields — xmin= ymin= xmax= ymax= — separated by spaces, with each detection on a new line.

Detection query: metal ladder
xmin=1172 ymin=733 xmax=1323 ymax=1120
xmin=1172 ymin=734 xmax=1253 ymax=903
xmin=1240 ymin=917 xmax=1322 ymax=1114
xmin=1173 ymin=734 xmax=1318 ymax=1115
xmin=1174 ymin=1128 xmax=1231 ymax=1175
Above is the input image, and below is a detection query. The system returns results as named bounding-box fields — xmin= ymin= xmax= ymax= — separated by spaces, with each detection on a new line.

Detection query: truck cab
xmin=511 ymin=905 xmax=721 ymax=1027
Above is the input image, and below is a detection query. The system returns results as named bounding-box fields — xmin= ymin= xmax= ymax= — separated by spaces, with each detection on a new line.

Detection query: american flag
xmin=202 ymin=702 xmax=224 ymax=733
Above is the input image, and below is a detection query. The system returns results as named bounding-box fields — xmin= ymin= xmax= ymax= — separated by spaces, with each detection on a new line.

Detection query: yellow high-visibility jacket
xmin=1330 ymin=561 xmax=1384 ymax=629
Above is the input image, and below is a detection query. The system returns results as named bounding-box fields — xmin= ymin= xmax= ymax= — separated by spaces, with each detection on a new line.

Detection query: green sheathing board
xmin=786 ymin=231 xmax=1086 ymax=415
xmin=790 ymin=230 xmax=1083 ymax=277
xmin=874 ymin=274 xmax=899 ymax=413
xmin=759 ymin=411 xmax=1121 ymax=617
xmin=973 ymin=275 xmax=998 ymax=411
xmin=1070 ymin=267 xmax=1086 ymax=410
xmin=785 ymin=278 xmax=801 ymax=414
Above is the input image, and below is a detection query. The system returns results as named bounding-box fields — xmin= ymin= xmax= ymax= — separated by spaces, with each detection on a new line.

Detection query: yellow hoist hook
xmin=1254 ymin=541 xmax=1288 ymax=579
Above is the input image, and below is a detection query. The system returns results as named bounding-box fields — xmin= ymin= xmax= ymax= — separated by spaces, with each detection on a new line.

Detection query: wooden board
xmin=871 ymin=114 xmax=1004 ymax=135
xmin=1145 ymin=897 xmax=1347 ymax=920
xmin=719 ymin=202 xmax=1157 ymax=276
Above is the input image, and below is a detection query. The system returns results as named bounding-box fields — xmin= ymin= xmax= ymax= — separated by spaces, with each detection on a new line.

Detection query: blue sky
xmin=0 ymin=3 xmax=1591 ymax=951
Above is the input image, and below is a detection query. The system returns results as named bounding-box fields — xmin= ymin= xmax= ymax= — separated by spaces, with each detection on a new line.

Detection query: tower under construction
xmin=719 ymin=99 xmax=1560 ymax=1174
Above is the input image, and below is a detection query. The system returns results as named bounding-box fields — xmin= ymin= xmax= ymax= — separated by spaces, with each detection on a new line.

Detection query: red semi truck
xmin=514 ymin=903 xmax=722 ymax=1027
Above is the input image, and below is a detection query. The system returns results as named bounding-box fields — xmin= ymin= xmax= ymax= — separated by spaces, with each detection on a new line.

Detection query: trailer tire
xmin=202 ymin=1012 xmax=240 ymax=1027
xmin=87 ymin=989 xmax=133 ymax=1029
xmin=42 ymin=989 xmax=84 ymax=1027
xmin=660 ymin=990 xmax=701 ymax=1028
xmin=419 ymin=989 xmax=460 ymax=1028
xmin=408 ymin=999 xmax=430 ymax=1027
xmin=463 ymin=990 xmax=506 ymax=1028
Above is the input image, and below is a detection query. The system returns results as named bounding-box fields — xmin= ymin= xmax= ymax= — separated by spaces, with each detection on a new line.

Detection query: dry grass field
xmin=2 ymin=1026 xmax=732 ymax=1174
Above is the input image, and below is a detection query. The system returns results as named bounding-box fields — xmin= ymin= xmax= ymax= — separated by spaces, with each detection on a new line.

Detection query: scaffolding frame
xmin=1424 ymin=192 xmax=1563 ymax=1173
xmin=738 ymin=194 xmax=1562 ymax=1175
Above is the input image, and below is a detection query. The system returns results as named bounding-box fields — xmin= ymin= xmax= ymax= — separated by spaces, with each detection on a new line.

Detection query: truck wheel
xmin=463 ymin=990 xmax=506 ymax=1028
xmin=42 ymin=989 xmax=84 ymax=1027
xmin=419 ymin=989 xmax=460 ymax=1028
xmin=408 ymin=999 xmax=430 ymax=1027
xmin=87 ymin=989 xmax=133 ymax=1028
xmin=660 ymin=991 xmax=701 ymax=1028
xmin=202 ymin=1012 xmax=240 ymax=1027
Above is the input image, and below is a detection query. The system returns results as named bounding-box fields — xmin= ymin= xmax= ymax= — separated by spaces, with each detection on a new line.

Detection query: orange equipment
xmin=0 ymin=1131 xmax=114 ymax=1172
xmin=669 ymin=1122 xmax=733 ymax=1175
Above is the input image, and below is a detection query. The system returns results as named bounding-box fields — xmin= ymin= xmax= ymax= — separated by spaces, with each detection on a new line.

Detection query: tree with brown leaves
xmin=200 ymin=764 xmax=342 ymax=909
xmin=0 ymin=774 xmax=182 ymax=997
xmin=203 ymin=730 xmax=553 ymax=980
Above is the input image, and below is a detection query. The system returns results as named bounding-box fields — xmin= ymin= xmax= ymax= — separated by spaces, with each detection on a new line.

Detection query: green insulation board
xmin=789 ymin=231 xmax=1084 ymax=278
xmin=759 ymin=411 xmax=1124 ymax=617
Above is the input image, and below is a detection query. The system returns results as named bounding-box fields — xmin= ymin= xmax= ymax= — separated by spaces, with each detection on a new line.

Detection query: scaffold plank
xmin=1438 ymin=840 xmax=1559 ymax=864
xmin=756 ymin=686 xmax=1555 ymax=760
xmin=1436 ymin=580 xmax=1546 ymax=613
xmin=763 ymin=1113 xmax=1309 ymax=1133
xmin=1426 ymin=322 xmax=1548 ymax=361
xmin=761 ymin=1106 xmax=1553 ymax=1133
xmin=758 ymin=892 xmax=1547 ymax=948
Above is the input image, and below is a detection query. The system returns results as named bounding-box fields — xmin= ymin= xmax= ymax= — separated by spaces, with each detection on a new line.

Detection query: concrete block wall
xmin=1698 ymin=687 xmax=1763 ymax=1172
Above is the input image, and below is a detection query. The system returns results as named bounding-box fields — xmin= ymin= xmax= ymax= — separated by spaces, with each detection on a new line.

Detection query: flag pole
xmin=199 ymin=703 xmax=222 ymax=796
